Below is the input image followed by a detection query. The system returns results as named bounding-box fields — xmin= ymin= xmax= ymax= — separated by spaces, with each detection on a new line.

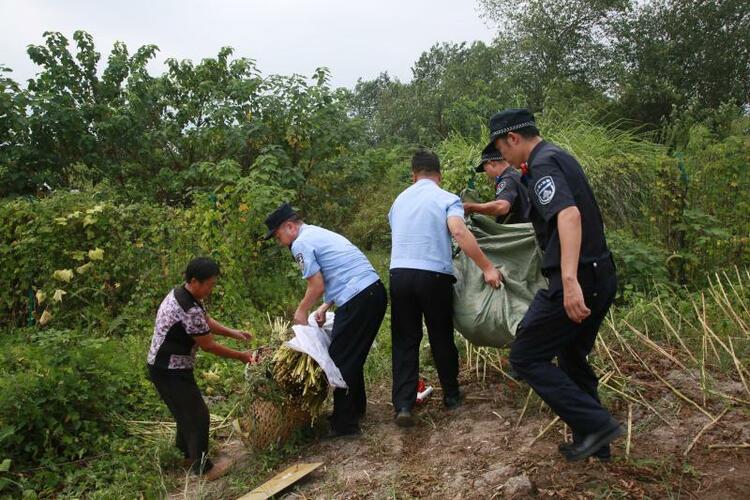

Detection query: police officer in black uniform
xmin=488 ymin=108 xmax=623 ymax=462
xmin=463 ymin=143 xmax=531 ymax=224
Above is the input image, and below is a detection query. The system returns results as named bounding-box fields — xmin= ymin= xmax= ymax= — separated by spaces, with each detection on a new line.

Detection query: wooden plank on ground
xmin=237 ymin=462 xmax=323 ymax=500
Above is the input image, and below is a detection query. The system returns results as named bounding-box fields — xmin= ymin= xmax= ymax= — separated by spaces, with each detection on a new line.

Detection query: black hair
xmin=185 ymin=257 xmax=220 ymax=283
xmin=411 ymin=149 xmax=441 ymax=174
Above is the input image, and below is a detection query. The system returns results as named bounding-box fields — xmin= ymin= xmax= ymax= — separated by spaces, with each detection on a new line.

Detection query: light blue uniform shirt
xmin=291 ymin=224 xmax=379 ymax=306
xmin=389 ymin=178 xmax=465 ymax=275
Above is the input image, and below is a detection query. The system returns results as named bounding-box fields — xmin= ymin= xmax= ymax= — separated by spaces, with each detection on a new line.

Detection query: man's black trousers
xmin=390 ymin=268 xmax=459 ymax=411
xmin=148 ymin=365 xmax=212 ymax=473
xmin=328 ymin=280 xmax=387 ymax=433
xmin=510 ymin=258 xmax=618 ymax=438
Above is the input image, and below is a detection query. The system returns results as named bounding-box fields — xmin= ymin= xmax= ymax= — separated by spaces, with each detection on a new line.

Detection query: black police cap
xmin=475 ymin=143 xmax=504 ymax=172
xmin=263 ymin=202 xmax=297 ymax=240
xmin=486 ymin=108 xmax=537 ymax=149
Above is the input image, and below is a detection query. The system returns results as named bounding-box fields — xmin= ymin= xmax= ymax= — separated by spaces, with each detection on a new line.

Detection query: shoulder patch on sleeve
xmin=496 ymin=179 xmax=507 ymax=195
xmin=534 ymin=176 xmax=556 ymax=205
xmin=295 ymin=252 xmax=305 ymax=272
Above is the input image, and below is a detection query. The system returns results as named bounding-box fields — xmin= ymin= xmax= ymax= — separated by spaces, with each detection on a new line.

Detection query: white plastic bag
xmin=285 ymin=312 xmax=347 ymax=389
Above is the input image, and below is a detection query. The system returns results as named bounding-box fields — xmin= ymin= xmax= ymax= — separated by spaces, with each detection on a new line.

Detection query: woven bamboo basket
xmin=235 ymin=397 xmax=311 ymax=450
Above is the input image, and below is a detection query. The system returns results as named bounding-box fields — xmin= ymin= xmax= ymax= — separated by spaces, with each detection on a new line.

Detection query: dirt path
xmin=172 ymin=370 xmax=750 ymax=499
xmin=267 ymin=376 xmax=749 ymax=498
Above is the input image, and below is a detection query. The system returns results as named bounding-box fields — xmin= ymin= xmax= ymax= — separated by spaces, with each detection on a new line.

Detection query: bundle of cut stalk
xmin=272 ymin=345 xmax=329 ymax=416
xmin=124 ymin=413 xmax=230 ymax=444
xmin=236 ymin=316 xmax=329 ymax=450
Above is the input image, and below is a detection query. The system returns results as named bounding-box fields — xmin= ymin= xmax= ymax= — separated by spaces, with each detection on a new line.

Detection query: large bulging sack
xmin=452 ymin=214 xmax=547 ymax=347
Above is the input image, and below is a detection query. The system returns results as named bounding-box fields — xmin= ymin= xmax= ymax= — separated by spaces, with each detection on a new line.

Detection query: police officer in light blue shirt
xmin=291 ymin=224 xmax=379 ymax=311
xmin=389 ymin=150 xmax=502 ymax=427
xmin=389 ymin=176 xmax=466 ymax=275
xmin=264 ymin=203 xmax=387 ymax=438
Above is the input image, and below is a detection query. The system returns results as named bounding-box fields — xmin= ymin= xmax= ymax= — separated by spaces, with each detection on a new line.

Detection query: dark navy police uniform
xmin=494 ymin=167 xmax=531 ymax=224
xmin=505 ymin=138 xmax=618 ymax=453
xmin=474 ymin=142 xmax=531 ymax=225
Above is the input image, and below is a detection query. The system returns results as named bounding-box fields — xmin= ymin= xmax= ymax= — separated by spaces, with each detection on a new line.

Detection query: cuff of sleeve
xmin=543 ymin=202 xmax=575 ymax=222
xmin=302 ymin=264 xmax=322 ymax=279
xmin=496 ymin=193 xmax=517 ymax=204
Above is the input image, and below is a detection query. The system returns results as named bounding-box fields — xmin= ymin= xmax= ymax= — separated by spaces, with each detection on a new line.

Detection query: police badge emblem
xmin=534 ymin=176 xmax=556 ymax=205
xmin=295 ymin=253 xmax=305 ymax=271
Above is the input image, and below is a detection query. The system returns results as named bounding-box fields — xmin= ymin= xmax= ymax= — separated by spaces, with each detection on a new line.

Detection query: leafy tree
xmin=350 ymin=42 xmax=516 ymax=145
xmin=478 ymin=0 xmax=628 ymax=108
xmin=19 ymin=31 xmax=160 ymax=192
xmin=1 ymin=31 xmax=374 ymax=220
xmin=348 ymin=72 xmax=398 ymax=143
xmin=610 ymin=0 xmax=750 ymax=125
xmin=477 ymin=0 xmax=750 ymax=125
xmin=0 ymin=66 xmax=29 ymax=194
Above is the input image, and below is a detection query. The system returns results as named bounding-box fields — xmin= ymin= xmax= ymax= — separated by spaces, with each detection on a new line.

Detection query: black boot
xmin=443 ymin=389 xmax=464 ymax=410
xmin=561 ymin=418 xmax=623 ymax=462
xmin=559 ymin=428 xmax=612 ymax=461
xmin=558 ymin=441 xmax=611 ymax=461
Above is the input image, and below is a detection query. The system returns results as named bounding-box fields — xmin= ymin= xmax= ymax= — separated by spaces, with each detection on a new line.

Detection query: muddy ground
xmin=173 ymin=368 xmax=750 ymax=499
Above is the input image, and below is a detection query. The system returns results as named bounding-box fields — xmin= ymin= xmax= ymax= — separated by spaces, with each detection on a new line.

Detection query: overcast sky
xmin=0 ymin=0 xmax=497 ymax=88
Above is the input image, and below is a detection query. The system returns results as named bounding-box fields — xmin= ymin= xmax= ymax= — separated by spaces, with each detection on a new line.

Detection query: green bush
xmin=0 ymin=329 xmax=150 ymax=468
xmin=345 ymin=149 xmax=411 ymax=250
xmin=0 ymin=179 xmax=303 ymax=332
xmin=0 ymin=189 xmax=188 ymax=329
xmin=433 ymin=108 xmax=750 ymax=291
xmin=607 ymin=229 xmax=670 ymax=298
xmin=438 ymin=130 xmax=496 ymax=203
xmin=682 ymin=117 xmax=750 ymax=269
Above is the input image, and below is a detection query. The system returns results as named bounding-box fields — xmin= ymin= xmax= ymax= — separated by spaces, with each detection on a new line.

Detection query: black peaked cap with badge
xmin=475 ymin=143 xmax=504 ymax=172
xmin=486 ymin=108 xmax=537 ymax=150
xmin=263 ymin=202 xmax=297 ymax=240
